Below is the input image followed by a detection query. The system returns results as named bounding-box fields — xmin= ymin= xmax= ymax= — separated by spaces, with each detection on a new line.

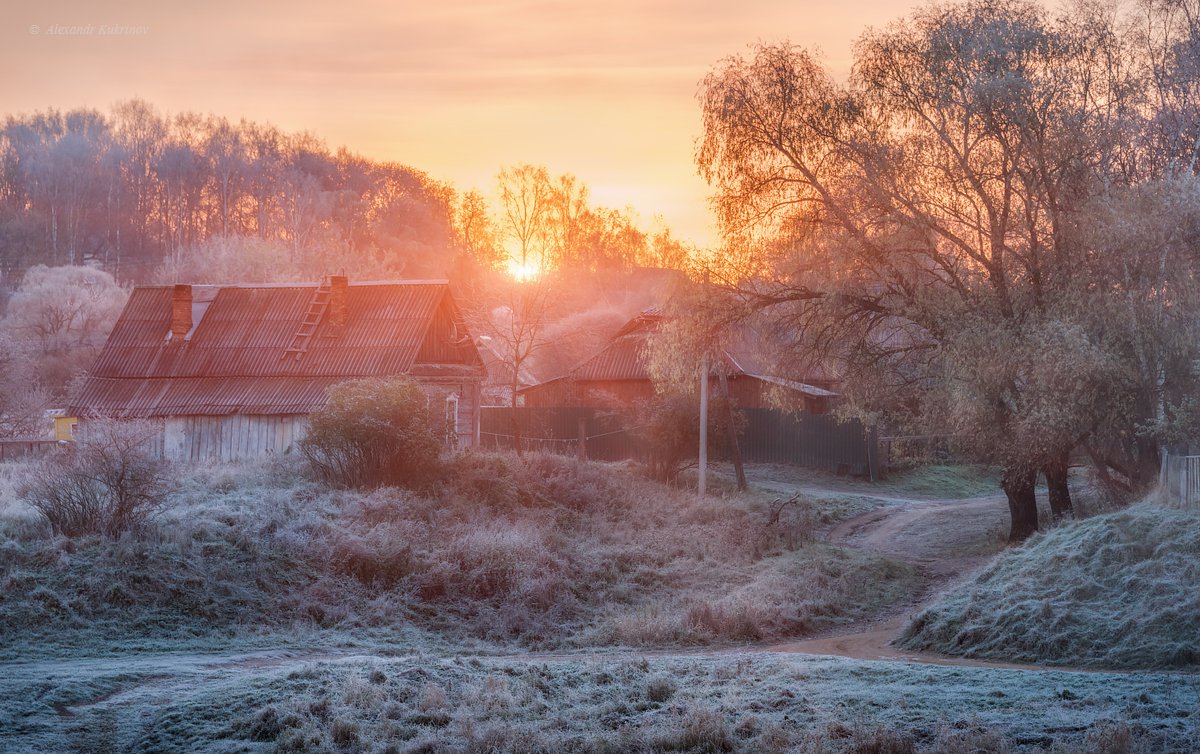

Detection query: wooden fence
xmin=0 ymin=439 xmax=63 ymax=462
xmin=480 ymin=406 xmax=880 ymax=478
xmin=1161 ymin=450 xmax=1200 ymax=509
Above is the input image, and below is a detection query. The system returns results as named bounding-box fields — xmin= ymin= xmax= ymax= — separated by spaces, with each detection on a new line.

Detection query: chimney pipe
xmin=171 ymin=284 xmax=192 ymax=340
xmin=329 ymin=275 xmax=348 ymax=327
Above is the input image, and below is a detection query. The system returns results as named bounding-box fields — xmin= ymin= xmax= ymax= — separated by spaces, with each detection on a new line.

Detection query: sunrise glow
xmin=0 ymin=0 xmax=927 ymax=250
xmin=506 ymin=259 xmax=541 ymax=282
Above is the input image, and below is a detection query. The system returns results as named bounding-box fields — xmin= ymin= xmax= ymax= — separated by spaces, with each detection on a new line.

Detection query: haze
xmin=1 ymin=0 xmax=921 ymax=248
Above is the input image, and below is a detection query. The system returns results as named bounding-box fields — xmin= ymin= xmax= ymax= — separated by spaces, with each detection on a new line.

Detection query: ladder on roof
xmin=282 ymin=276 xmax=332 ymax=359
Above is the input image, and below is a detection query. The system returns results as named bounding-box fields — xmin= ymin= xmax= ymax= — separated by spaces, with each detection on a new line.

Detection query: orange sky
xmin=1 ymin=0 xmax=922 ymax=249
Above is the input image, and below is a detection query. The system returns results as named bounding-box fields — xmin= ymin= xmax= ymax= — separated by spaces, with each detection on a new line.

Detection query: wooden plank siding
xmin=77 ymin=376 xmax=482 ymax=463
xmin=152 ymin=415 xmax=308 ymax=462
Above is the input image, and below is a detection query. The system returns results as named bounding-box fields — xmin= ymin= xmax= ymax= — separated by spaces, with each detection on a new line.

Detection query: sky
xmin=1 ymin=0 xmax=922 ymax=249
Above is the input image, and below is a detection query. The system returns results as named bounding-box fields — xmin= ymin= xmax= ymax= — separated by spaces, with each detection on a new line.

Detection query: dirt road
xmin=764 ymin=486 xmax=1027 ymax=668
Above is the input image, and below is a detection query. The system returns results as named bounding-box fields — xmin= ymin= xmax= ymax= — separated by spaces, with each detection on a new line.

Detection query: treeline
xmin=0 ymin=100 xmax=462 ymax=282
xmin=0 ymin=100 xmax=693 ymax=286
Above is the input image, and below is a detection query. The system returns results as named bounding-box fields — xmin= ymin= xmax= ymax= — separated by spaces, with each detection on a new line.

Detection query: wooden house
xmin=68 ymin=276 xmax=484 ymax=461
xmin=518 ymin=308 xmax=837 ymax=412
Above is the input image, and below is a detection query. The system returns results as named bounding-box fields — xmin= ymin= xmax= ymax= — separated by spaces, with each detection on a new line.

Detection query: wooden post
xmin=577 ymin=413 xmax=588 ymax=461
xmin=865 ymin=425 xmax=880 ymax=482
xmin=699 ymin=355 xmax=708 ymax=497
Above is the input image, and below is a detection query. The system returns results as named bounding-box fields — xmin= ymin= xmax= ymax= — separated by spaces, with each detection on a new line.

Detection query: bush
xmin=635 ymin=392 xmax=745 ymax=484
xmin=20 ymin=419 xmax=170 ymax=538
xmin=301 ymin=377 xmax=441 ymax=489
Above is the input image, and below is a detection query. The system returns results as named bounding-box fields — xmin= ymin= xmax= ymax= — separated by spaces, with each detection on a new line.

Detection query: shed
xmin=69 ymin=276 xmax=485 ymax=461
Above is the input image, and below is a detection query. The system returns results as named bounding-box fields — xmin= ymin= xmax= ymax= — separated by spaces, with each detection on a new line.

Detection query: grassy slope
xmin=899 ymin=504 xmax=1200 ymax=669
xmin=0 ymin=453 xmax=921 ymax=658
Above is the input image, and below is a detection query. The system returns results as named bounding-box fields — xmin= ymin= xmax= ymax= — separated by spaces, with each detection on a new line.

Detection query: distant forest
xmin=0 ymin=99 xmax=690 ymax=287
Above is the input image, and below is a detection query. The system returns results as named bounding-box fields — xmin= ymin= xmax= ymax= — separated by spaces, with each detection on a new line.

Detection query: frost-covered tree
xmin=695 ymin=0 xmax=1200 ymax=539
xmin=2 ymin=265 xmax=126 ymax=355
xmin=1 ymin=264 xmax=127 ymax=398
xmin=0 ymin=332 xmax=46 ymax=438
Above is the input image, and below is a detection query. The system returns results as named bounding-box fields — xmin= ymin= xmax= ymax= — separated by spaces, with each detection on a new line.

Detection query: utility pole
xmin=698 ymin=266 xmax=710 ymax=497
xmin=699 ymin=353 xmax=708 ymax=496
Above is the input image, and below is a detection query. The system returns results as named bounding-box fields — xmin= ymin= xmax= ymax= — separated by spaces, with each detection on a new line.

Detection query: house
xmin=68 ymin=276 xmax=484 ymax=461
xmin=46 ymin=409 xmax=77 ymax=441
xmin=517 ymin=308 xmax=838 ymax=412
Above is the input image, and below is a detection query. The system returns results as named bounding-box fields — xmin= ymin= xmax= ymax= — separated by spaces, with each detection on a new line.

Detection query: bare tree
xmin=497 ymin=164 xmax=553 ymax=270
xmin=455 ymin=189 xmax=505 ymax=269
xmin=0 ymin=333 xmax=46 ymax=438
xmin=462 ymin=272 xmax=559 ymax=455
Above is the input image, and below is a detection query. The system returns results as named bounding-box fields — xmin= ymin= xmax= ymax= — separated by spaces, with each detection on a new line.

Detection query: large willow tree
xmin=697 ymin=0 xmax=1200 ymax=540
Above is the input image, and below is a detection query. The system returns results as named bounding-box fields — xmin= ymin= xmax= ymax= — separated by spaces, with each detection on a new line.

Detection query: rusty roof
xmin=520 ymin=308 xmax=837 ymax=396
xmin=70 ymin=281 xmax=483 ymax=418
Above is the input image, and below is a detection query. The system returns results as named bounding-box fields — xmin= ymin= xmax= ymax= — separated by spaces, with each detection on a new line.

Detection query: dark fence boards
xmin=480 ymin=406 xmax=879 ymax=477
xmin=739 ymin=409 xmax=878 ymax=476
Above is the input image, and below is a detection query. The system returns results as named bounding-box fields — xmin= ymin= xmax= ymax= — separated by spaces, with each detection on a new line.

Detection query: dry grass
xmin=9 ymin=653 xmax=1180 ymax=754
xmin=0 ymin=451 xmax=921 ymax=657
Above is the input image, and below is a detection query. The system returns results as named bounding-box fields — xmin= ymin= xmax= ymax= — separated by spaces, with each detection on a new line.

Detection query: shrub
xmin=634 ymin=392 xmax=745 ymax=484
xmin=301 ymin=377 xmax=442 ymax=489
xmin=20 ymin=419 xmax=170 ymax=538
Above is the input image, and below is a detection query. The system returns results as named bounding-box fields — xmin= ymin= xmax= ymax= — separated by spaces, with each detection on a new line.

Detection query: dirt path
xmin=760 ymin=485 xmax=1022 ymax=668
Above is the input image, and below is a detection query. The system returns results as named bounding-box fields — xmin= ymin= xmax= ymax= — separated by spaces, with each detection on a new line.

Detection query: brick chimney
xmin=171 ymin=284 xmax=192 ymax=340
xmin=329 ymin=275 xmax=348 ymax=327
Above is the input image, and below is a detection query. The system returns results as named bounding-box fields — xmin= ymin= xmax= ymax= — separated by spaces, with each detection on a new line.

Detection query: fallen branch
xmin=766 ymin=491 xmax=805 ymax=526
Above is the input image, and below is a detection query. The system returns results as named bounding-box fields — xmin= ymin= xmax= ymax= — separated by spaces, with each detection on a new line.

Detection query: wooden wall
xmin=79 ymin=380 xmax=483 ymax=463
xmin=158 ymin=415 xmax=309 ymax=462
xmin=522 ymin=375 xmax=829 ymax=414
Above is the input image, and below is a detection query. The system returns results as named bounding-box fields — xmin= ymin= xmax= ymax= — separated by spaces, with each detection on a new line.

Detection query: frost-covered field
xmin=3 ymin=456 xmax=1198 ymax=752
xmin=0 ymin=454 xmax=920 ymax=660
xmin=900 ymin=504 xmax=1200 ymax=669
xmin=2 ymin=649 xmax=1197 ymax=753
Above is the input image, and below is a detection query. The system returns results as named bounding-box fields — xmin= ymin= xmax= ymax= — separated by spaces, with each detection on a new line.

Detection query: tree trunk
xmin=1043 ymin=451 xmax=1072 ymax=520
xmin=717 ymin=370 xmax=747 ymax=492
xmin=1133 ymin=434 xmax=1160 ymax=492
xmin=1002 ymin=466 xmax=1039 ymax=543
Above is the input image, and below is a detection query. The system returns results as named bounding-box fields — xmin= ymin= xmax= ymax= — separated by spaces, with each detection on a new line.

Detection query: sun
xmin=506 ymin=259 xmax=542 ymax=282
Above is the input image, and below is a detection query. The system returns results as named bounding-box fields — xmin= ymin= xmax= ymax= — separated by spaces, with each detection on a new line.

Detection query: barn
xmin=517 ymin=308 xmax=838 ymax=412
xmin=68 ymin=276 xmax=484 ymax=461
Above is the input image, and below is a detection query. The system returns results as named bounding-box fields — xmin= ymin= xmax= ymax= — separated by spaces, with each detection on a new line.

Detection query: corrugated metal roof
xmin=520 ymin=308 xmax=838 ymax=395
xmin=70 ymin=281 xmax=483 ymax=418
